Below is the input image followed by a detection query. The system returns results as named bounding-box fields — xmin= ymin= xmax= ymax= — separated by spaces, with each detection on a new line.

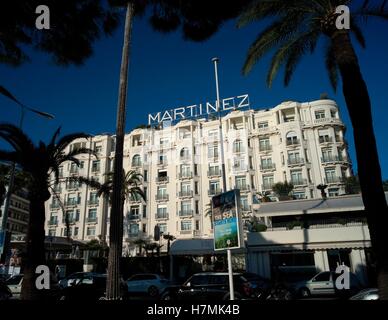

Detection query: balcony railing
xmin=259 ymin=145 xmax=272 ymax=152
xmin=179 ymin=172 xmax=193 ymax=179
xmin=155 ymin=194 xmax=169 ymax=201
xmin=179 ymin=210 xmax=193 ymax=217
xmin=180 ymin=155 xmax=191 ymax=161
xmin=66 ymin=184 xmax=79 ymax=191
xmin=155 ymin=212 xmax=168 ymax=220
xmin=208 ymin=189 xmax=222 ymax=196
xmin=240 ymin=205 xmax=251 ymax=212
xmin=319 ymin=136 xmax=333 ymax=144
xmin=260 ymin=163 xmax=276 ymax=171
xmin=64 ymin=199 xmax=80 ymax=207
xmin=156 ymin=176 xmax=169 ymax=183
xmin=287 ymin=158 xmax=305 ymax=166
xmin=131 ymin=162 xmax=142 ymax=168
xmin=207 ymin=169 xmax=221 ymax=177
xmin=127 ymin=214 xmax=140 ymax=221
xmin=291 ymin=178 xmax=308 ymax=186
xmin=235 ymin=184 xmax=250 ymax=192
xmin=86 ymin=217 xmax=98 ymax=223
xmin=233 ymin=147 xmax=245 ymax=154
xmin=48 ymin=220 xmax=58 ymax=226
xmin=69 ymin=169 xmax=79 ymax=175
xmin=286 ymin=139 xmax=300 ymax=146
xmin=178 ymin=190 xmax=193 ymax=198
xmin=180 ymin=230 xmax=192 ymax=235
xmin=321 ymin=155 xmax=344 ymax=163
xmin=261 ymin=183 xmax=274 ymax=191
xmin=50 ymin=203 xmax=60 ymax=209
xmin=157 ymin=160 xmax=167 ymax=166
xmin=88 ymin=200 xmax=99 ymax=206
xmin=324 ymin=176 xmax=343 ymax=184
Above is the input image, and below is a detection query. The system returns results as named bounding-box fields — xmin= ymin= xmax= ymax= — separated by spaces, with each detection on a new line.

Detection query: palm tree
xmin=106 ymin=0 xmax=252 ymax=299
xmin=0 ymin=124 xmax=95 ymax=300
xmin=238 ymin=0 xmax=388 ymax=298
xmin=272 ymin=181 xmax=294 ymax=200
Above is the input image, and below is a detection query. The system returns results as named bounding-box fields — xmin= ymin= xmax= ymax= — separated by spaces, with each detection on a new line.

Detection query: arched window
xmin=233 ymin=139 xmax=243 ymax=153
xmin=132 ymin=154 xmax=141 ymax=167
xmin=286 ymin=131 xmax=299 ymax=146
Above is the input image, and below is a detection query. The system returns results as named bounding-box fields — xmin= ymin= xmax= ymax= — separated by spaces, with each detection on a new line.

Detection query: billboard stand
xmin=212 ymin=189 xmax=243 ymax=301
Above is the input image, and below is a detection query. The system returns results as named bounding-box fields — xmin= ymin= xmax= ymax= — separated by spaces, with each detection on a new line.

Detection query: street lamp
xmin=0 ymin=88 xmax=54 ymax=260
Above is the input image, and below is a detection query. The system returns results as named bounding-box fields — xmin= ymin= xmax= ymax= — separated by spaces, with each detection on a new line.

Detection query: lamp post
xmin=0 ymin=93 xmax=54 ymax=261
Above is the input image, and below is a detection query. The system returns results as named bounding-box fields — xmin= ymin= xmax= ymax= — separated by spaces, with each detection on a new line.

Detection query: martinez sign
xmin=148 ymin=94 xmax=250 ymax=125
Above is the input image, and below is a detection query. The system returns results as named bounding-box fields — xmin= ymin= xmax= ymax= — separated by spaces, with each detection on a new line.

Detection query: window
xmin=143 ymin=170 xmax=148 ymax=182
xmin=94 ymin=143 xmax=102 ymax=153
xmin=209 ymin=181 xmax=221 ymax=194
xmin=258 ymin=121 xmax=268 ymax=129
xmin=88 ymin=208 xmax=97 ymax=222
xmin=330 ymin=109 xmax=337 ymax=118
xmin=181 ymin=220 xmax=192 ymax=231
xmin=160 ymin=137 xmax=169 ymax=145
xmin=293 ymin=192 xmax=306 ymax=199
xmin=70 ymin=142 xmax=86 ymax=152
xmin=129 ymin=224 xmax=139 ymax=235
xmin=313 ymin=272 xmax=331 ymax=282
xmin=233 ymin=158 xmax=246 ymax=171
xmin=158 ymin=152 xmax=167 ymax=165
xmin=240 ymin=196 xmax=249 ymax=211
xmin=195 ymin=200 xmax=199 ymax=214
xmin=208 ymin=144 xmax=219 ymax=158
xmin=132 ymin=154 xmax=141 ymax=167
xmin=143 ymin=206 xmax=147 ymax=218
xmin=235 ymin=176 xmax=247 ymax=189
xmin=48 ymin=229 xmax=56 ymax=236
xmin=142 ymin=224 xmax=147 ymax=233
xmin=208 ymin=129 xmax=218 ymax=139
xmin=86 ymin=227 xmax=96 ymax=236
xmin=325 ymin=168 xmax=337 ymax=183
xmin=157 ymin=206 xmax=167 ymax=218
xmin=74 ymin=227 xmax=79 ymax=236
xmin=318 ymin=129 xmax=332 ymax=143
xmin=158 ymin=223 xmax=167 ymax=234
xmin=181 ymin=201 xmax=192 ymax=215
xmin=195 ymin=220 xmax=200 ymax=230
xmin=89 ymin=192 xmax=98 ymax=204
xmin=180 ymin=148 xmax=190 ymax=159
xmin=315 ymin=110 xmax=326 ymax=119
xmin=262 ymin=175 xmax=274 ymax=190
xmin=130 ymin=206 xmax=139 ymax=218
xmin=195 ymin=182 xmax=199 ymax=195
xmin=91 ymin=160 xmax=100 ymax=173
xmin=180 ymin=164 xmax=191 ymax=178
xmin=69 ymin=162 xmax=79 ymax=174
xmin=286 ymin=132 xmax=299 ymax=145
xmin=233 ymin=139 xmax=244 ymax=153
xmin=288 ymin=151 xmax=301 ymax=164
xmin=194 ymin=164 xmax=198 ymax=176
xmin=181 ymin=182 xmax=191 ymax=195
xmin=322 ymin=148 xmax=333 ymax=162
xmin=261 ymin=157 xmax=273 ymax=170
xmin=209 ymin=165 xmax=220 ymax=176
xmin=259 ymin=138 xmax=271 ymax=151
xmin=290 ymin=170 xmax=303 ymax=185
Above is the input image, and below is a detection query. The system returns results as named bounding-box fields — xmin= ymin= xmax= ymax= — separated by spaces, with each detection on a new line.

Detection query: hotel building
xmin=44 ymin=98 xmax=352 ymax=253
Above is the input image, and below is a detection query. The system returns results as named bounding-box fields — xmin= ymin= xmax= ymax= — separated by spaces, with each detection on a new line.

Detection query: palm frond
xmin=0 ymin=150 xmax=18 ymax=162
xmin=53 ymin=133 xmax=91 ymax=158
xmin=350 ymin=18 xmax=366 ymax=48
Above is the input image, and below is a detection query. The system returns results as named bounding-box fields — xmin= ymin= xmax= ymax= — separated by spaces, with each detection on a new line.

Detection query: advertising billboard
xmin=212 ymin=189 xmax=243 ymax=251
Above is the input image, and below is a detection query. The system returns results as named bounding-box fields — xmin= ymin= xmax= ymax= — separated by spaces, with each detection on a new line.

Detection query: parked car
xmin=6 ymin=274 xmax=23 ymax=298
xmin=293 ymin=271 xmax=362 ymax=298
xmin=240 ymin=272 xmax=272 ymax=299
xmin=59 ymin=273 xmax=128 ymax=301
xmin=350 ymin=288 xmax=379 ymax=300
xmin=160 ymin=272 xmax=261 ymax=301
xmin=59 ymin=272 xmax=100 ymax=289
xmin=0 ymin=279 xmax=12 ymax=300
xmin=126 ymin=274 xmax=170 ymax=297
xmin=6 ymin=273 xmax=60 ymax=300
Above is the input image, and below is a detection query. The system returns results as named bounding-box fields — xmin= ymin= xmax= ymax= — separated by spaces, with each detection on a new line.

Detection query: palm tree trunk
xmin=20 ymin=196 xmax=47 ymax=300
xmin=106 ymin=2 xmax=134 ymax=300
xmin=331 ymin=30 xmax=388 ymax=299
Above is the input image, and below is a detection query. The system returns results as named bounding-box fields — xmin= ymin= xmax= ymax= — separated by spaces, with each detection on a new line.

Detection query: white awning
xmin=169 ymin=238 xmax=246 ymax=256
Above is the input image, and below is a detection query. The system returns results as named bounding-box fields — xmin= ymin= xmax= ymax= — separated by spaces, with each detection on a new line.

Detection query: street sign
xmin=212 ymin=189 xmax=243 ymax=251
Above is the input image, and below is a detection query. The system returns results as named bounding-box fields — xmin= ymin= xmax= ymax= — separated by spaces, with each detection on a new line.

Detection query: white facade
xmin=45 ymin=99 xmax=352 ymax=253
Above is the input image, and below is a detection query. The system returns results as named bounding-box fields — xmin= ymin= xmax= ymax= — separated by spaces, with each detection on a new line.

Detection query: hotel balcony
xmin=179 ymin=172 xmax=193 ymax=179
xmin=208 ymin=189 xmax=222 ymax=196
xmin=286 ymin=139 xmax=300 ymax=147
xmin=207 ymin=168 xmax=221 ymax=177
xmin=319 ymin=136 xmax=333 ymax=144
xmin=88 ymin=200 xmax=99 ymax=206
xmin=312 ymin=118 xmax=344 ymax=127
xmin=261 ymin=183 xmax=274 ymax=191
xmin=86 ymin=217 xmax=98 ymax=223
xmin=291 ymin=178 xmax=308 ymax=187
xmin=50 ymin=203 xmax=60 ymax=210
xmin=155 ymin=194 xmax=169 ymax=201
xmin=259 ymin=145 xmax=272 ymax=152
xmin=180 ymin=229 xmax=193 ymax=235
xmin=131 ymin=161 xmax=142 ymax=168
xmin=324 ymin=176 xmax=344 ymax=184
xmin=178 ymin=190 xmax=193 ymax=198
xmin=66 ymin=184 xmax=79 ymax=191
xmin=287 ymin=158 xmax=305 ymax=166
xmin=64 ymin=199 xmax=80 ymax=207
xmin=260 ymin=163 xmax=276 ymax=171
xmin=321 ymin=156 xmax=346 ymax=164
xmin=179 ymin=210 xmax=194 ymax=217
xmin=155 ymin=212 xmax=169 ymax=220
xmin=156 ymin=176 xmax=169 ymax=184
xmin=235 ymin=184 xmax=251 ymax=193
xmin=127 ymin=214 xmax=140 ymax=221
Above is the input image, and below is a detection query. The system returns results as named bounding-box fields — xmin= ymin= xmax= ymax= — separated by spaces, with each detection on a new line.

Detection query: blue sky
xmin=0 ymin=10 xmax=387 ymax=178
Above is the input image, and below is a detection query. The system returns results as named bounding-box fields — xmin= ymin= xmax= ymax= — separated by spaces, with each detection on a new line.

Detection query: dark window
xmin=188 ymin=275 xmax=209 ymax=286
xmin=313 ymin=272 xmax=331 ymax=282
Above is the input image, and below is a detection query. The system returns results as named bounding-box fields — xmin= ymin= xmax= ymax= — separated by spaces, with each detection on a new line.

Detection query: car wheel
xmin=299 ymin=288 xmax=310 ymax=298
xmin=161 ymin=292 xmax=172 ymax=301
xmin=148 ymin=286 xmax=159 ymax=297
